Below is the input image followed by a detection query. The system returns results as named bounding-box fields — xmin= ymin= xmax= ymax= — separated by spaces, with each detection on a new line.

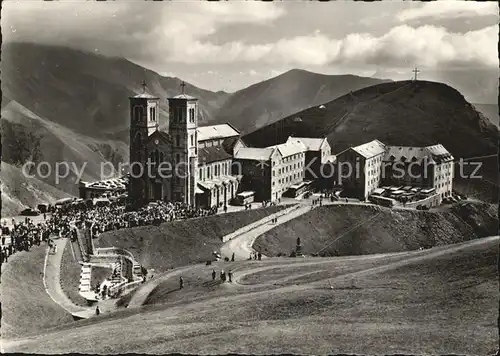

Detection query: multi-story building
xmin=270 ymin=139 xmax=307 ymax=200
xmin=233 ymin=147 xmax=279 ymax=201
xmin=81 ymin=83 xmax=338 ymax=208
xmin=335 ymin=139 xmax=386 ymax=200
xmin=336 ymin=140 xmax=454 ymax=203
xmin=196 ymin=125 xmax=246 ymax=208
xmin=286 ymin=137 xmax=332 ymax=180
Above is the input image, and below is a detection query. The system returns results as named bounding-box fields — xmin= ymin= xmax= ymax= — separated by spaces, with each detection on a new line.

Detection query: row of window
xmin=133 ymin=106 xmax=157 ymax=122
xmin=199 ymin=139 xmax=224 ymax=149
xmin=272 ymin=172 xmax=304 ymax=186
xmin=436 ymin=181 xmax=451 ymax=189
xmin=272 ymin=153 xmax=304 ymax=167
xmin=199 ymin=160 xmax=231 ymax=181
xmin=210 ymin=182 xmax=235 ymax=198
xmin=274 ymin=161 xmax=303 ymax=176
xmin=367 ymin=156 xmax=383 ymax=166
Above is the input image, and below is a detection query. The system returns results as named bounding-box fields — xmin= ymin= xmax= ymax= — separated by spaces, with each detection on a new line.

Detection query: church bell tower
xmin=168 ymin=82 xmax=199 ymax=206
xmin=128 ymin=81 xmax=160 ymax=209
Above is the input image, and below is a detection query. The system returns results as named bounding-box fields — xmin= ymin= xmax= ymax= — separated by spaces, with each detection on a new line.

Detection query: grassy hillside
xmin=1 ymin=100 xmax=128 ymax=199
xmin=243 ymin=80 xmax=499 ymax=202
xmin=0 ymin=245 xmax=74 ymax=339
xmin=0 ymin=42 xmax=229 ymax=205
xmin=1 ymin=43 xmax=228 ymax=138
xmin=212 ymin=69 xmax=391 ymax=134
xmin=95 ymin=206 xmax=286 ymax=271
xmin=253 ymin=201 xmax=498 ymax=257
xmin=5 ymin=237 xmax=498 ymax=354
xmin=473 ymin=103 xmax=499 ymax=127
xmin=0 ymin=162 xmax=72 ymax=217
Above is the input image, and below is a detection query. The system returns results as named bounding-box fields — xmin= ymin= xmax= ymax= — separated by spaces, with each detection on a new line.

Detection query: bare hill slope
xmin=243 ymin=80 xmax=499 ymax=202
xmin=1 ymin=43 xmax=229 ymax=138
xmin=254 ymin=201 xmax=498 ymax=257
xmin=212 ymin=69 xmax=391 ymax=135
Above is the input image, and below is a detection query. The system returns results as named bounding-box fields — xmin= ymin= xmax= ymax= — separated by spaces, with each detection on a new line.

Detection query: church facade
xmin=128 ymin=88 xmax=245 ymax=209
xmin=79 ymin=84 xmax=333 ymax=208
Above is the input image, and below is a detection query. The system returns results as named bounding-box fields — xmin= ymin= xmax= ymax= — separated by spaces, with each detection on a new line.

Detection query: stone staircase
xmin=78 ymin=263 xmax=94 ymax=299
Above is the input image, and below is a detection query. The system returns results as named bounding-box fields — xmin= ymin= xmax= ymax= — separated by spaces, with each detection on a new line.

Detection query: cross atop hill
xmin=412 ymin=67 xmax=420 ymax=81
xmin=141 ymin=80 xmax=147 ymax=93
xmin=180 ymin=81 xmax=186 ymax=94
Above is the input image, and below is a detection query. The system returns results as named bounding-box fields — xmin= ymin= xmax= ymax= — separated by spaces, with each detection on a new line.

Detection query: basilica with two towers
xmin=128 ymin=83 xmax=245 ymax=209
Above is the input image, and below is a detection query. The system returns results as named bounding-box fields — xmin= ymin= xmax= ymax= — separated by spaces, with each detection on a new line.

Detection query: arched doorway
xmin=153 ymin=181 xmax=162 ymax=201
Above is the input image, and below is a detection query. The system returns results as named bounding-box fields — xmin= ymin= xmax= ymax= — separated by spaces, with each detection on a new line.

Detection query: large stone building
xmin=335 ymin=139 xmax=454 ymax=202
xmin=286 ymin=137 xmax=332 ymax=180
xmin=80 ymin=84 xmax=334 ymax=208
xmin=127 ymin=85 xmax=246 ymax=209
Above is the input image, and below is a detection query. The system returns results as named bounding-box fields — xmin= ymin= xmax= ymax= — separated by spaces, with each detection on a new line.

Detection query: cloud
xmin=397 ymin=1 xmax=498 ymax=22
xmin=2 ymin=1 xmax=285 ymax=59
xmin=2 ymin=1 xmax=496 ymax=73
xmin=161 ymin=24 xmax=497 ymax=70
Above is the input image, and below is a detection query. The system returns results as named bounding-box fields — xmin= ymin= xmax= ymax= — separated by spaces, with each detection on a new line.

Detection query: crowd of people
xmin=0 ymin=212 xmax=76 ymax=266
xmin=0 ymin=199 xmax=222 ymax=266
xmin=85 ymin=201 xmax=219 ymax=237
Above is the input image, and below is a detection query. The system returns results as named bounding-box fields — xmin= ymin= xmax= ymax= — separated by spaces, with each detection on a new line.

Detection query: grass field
xmin=60 ymin=240 xmax=88 ymax=306
xmin=95 ymin=206 xmax=286 ymax=272
xmin=0 ymin=245 xmax=74 ymax=339
xmin=4 ymin=236 xmax=498 ymax=354
xmin=253 ymin=201 xmax=498 ymax=257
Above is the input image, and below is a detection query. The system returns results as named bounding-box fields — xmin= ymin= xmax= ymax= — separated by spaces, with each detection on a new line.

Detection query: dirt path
xmin=127 ymin=265 xmax=196 ymax=308
xmin=44 ymin=238 xmax=95 ymax=318
xmin=233 ymin=235 xmax=500 ymax=289
xmin=44 ymin=238 xmax=116 ymax=318
xmin=220 ymin=204 xmax=312 ymax=261
xmin=125 ymin=235 xmax=500 ymax=318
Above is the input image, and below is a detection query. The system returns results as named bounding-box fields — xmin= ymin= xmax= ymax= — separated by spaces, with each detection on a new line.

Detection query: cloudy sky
xmin=2 ymin=0 xmax=498 ymax=93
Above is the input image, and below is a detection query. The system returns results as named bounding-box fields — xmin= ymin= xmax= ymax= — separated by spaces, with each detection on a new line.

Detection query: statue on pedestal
xmin=295 ymin=237 xmax=303 ymax=257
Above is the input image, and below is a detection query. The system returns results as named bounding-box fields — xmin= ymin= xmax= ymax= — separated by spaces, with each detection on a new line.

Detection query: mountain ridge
xmin=211 ymin=68 xmax=392 ymax=134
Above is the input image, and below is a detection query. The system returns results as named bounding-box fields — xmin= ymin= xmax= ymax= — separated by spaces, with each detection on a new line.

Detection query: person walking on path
xmin=224 ymin=205 xmax=228 ymax=213
xmin=258 ymin=252 xmax=262 ymax=261
xmin=231 ymin=252 xmax=235 ymax=262
xmin=95 ymin=306 xmax=100 ymax=316
xmin=179 ymin=276 xmax=184 ymax=289
xmin=228 ymin=270 xmax=233 ymax=283
xmin=212 ymin=269 xmax=216 ymax=281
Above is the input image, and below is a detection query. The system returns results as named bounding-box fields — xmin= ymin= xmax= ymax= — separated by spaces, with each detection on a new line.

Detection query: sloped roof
xmin=289 ymin=137 xmax=327 ymax=151
xmin=132 ymin=92 xmax=159 ymax=99
xmin=426 ymin=144 xmax=453 ymax=158
xmin=222 ymin=136 xmax=244 ymax=154
xmin=351 ymin=139 xmax=386 ymax=159
xmin=168 ymin=94 xmax=197 ymax=100
xmin=234 ymin=147 xmax=275 ymax=161
xmin=198 ymin=145 xmax=233 ymax=165
xmin=149 ymin=130 xmax=172 ymax=144
xmin=270 ymin=139 xmax=307 ymax=157
xmin=384 ymin=144 xmax=453 ymax=164
xmin=81 ymin=176 xmax=129 ymax=190
xmin=197 ymin=124 xmax=240 ymax=142
xmin=426 ymin=144 xmax=454 ymax=161
xmin=383 ymin=146 xmax=430 ymax=162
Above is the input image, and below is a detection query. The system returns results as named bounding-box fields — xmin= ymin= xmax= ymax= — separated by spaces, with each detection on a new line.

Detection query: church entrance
xmin=153 ymin=182 xmax=163 ymax=201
